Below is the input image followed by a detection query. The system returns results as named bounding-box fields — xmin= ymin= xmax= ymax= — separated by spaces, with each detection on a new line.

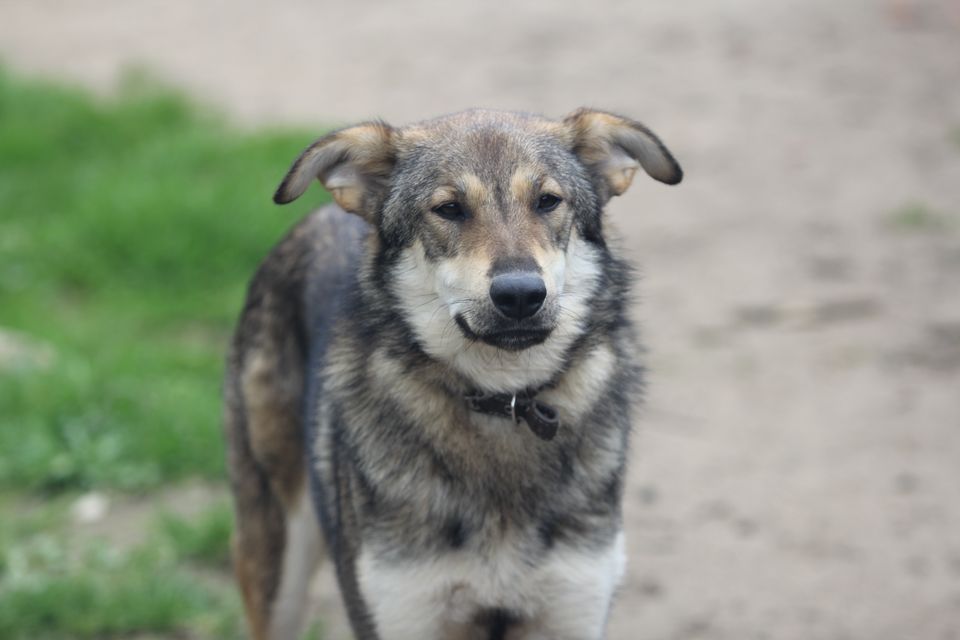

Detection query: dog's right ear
xmin=273 ymin=122 xmax=396 ymax=221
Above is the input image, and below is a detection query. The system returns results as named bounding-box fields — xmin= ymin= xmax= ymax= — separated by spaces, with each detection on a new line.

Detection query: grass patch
xmin=0 ymin=534 xmax=241 ymax=639
xmin=884 ymin=201 xmax=954 ymax=233
xmin=157 ymin=501 xmax=233 ymax=568
xmin=0 ymin=492 xmax=70 ymax=576
xmin=302 ymin=622 xmax=324 ymax=640
xmin=0 ymin=67 xmax=330 ymax=490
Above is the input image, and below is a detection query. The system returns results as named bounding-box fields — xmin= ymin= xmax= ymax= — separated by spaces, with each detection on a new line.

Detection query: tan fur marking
xmin=530 ymin=118 xmax=568 ymax=139
xmin=231 ymin=329 xmax=310 ymax=639
xmin=330 ymin=186 xmax=363 ymax=214
xmin=341 ymin=123 xmax=392 ymax=150
xmin=509 ymin=165 xmax=539 ymax=205
xmin=242 ymin=349 xmax=305 ymax=507
xmin=541 ymin=176 xmax=563 ymax=198
xmin=458 ymin=173 xmax=489 ymax=208
xmin=233 ymin=534 xmax=270 ymax=640
xmin=608 ymin=165 xmax=638 ymax=196
xmin=468 ymin=203 xmax=551 ymax=264
xmin=397 ymin=126 xmax=429 ymax=144
xmin=564 ymin=108 xmax=680 ymax=191
xmin=567 ymin=111 xmax=639 ymax=196
xmin=368 ymin=347 xmax=459 ymax=439
xmin=428 ymin=186 xmax=460 ymax=209
xmin=461 ymin=219 xmax=506 ymax=262
xmin=276 ymin=122 xmax=394 ymax=220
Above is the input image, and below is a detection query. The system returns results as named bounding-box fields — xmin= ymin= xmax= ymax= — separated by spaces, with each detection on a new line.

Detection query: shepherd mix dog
xmin=224 ymin=108 xmax=682 ymax=640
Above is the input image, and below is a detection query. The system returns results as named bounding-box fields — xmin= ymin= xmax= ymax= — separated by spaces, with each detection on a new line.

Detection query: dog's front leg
xmin=355 ymin=551 xmax=484 ymax=640
xmin=521 ymin=531 xmax=627 ymax=640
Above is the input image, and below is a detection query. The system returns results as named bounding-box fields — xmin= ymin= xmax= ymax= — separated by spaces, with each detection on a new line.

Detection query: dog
xmin=224 ymin=108 xmax=682 ymax=640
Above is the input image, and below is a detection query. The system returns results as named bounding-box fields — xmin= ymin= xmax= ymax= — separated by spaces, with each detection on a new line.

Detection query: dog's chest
xmin=356 ymin=530 xmax=626 ymax=635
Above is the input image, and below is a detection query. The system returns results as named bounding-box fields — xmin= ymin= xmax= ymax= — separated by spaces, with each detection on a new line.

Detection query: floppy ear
xmin=273 ymin=121 xmax=396 ymax=221
xmin=564 ymin=108 xmax=682 ymax=200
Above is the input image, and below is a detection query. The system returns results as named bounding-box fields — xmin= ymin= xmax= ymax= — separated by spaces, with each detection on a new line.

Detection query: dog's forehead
xmin=397 ymin=110 xmax=568 ymax=178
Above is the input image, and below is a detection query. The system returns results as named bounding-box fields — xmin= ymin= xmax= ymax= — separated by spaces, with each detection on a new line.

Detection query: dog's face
xmin=275 ymin=109 xmax=681 ymax=391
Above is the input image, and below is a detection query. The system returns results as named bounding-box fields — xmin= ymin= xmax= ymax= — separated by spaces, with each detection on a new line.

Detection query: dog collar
xmin=464 ymin=389 xmax=560 ymax=441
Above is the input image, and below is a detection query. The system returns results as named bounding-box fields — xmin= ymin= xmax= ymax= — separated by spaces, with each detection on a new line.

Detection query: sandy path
xmin=4 ymin=1 xmax=960 ymax=637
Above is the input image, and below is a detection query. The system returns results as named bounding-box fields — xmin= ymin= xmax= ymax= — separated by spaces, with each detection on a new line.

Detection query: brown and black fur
xmin=225 ymin=108 xmax=682 ymax=640
xmin=225 ymin=209 xmax=369 ymax=637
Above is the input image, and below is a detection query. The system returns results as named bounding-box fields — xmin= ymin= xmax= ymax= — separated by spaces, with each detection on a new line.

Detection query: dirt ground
xmin=3 ymin=0 xmax=960 ymax=638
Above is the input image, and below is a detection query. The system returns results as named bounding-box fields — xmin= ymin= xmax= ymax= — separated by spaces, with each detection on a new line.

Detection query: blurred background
xmin=1 ymin=0 xmax=959 ymax=638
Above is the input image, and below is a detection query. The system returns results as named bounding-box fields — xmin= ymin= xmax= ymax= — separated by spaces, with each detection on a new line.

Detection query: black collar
xmin=464 ymin=389 xmax=560 ymax=441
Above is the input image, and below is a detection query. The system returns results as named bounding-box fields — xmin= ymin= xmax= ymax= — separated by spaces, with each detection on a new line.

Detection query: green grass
xmin=0 ymin=67 xmax=329 ymax=491
xmin=0 ymin=493 xmax=70 ymax=576
xmin=884 ymin=201 xmax=954 ymax=233
xmin=0 ymin=67 xmax=334 ymax=638
xmin=0 ymin=532 xmax=241 ymax=639
xmin=158 ymin=501 xmax=234 ymax=568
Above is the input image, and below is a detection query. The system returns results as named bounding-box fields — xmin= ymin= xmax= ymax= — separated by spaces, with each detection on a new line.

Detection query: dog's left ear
xmin=564 ymin=109 xmax=682 ymax=200
xmin=273 ymin=121 xmax=396 ymax=221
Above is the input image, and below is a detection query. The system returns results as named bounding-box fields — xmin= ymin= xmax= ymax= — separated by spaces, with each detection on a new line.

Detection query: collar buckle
xmin=464 ymin=388 xmax=560 ymax=441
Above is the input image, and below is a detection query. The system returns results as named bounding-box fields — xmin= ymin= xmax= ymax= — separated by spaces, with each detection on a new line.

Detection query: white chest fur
xmin=356 ymin=531 xmax=625 ymax=640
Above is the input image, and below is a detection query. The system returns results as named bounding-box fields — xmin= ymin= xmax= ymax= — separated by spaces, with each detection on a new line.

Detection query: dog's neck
xmin=463 ymin=387 xmax=560 ymax=441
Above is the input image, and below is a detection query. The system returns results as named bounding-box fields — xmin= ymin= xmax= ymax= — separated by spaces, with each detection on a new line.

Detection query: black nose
xmin=489 ymin=273 xmax=547 ymax=320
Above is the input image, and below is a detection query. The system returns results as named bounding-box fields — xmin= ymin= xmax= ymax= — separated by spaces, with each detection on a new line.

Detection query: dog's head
xmin=275 ymin=109 xmax=681 ymax=392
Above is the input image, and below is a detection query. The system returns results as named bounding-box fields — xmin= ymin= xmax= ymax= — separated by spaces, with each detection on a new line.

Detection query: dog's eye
xmin=536 ymin=193 xmax=562 ymax=213
xmin=432 ymin=202 xmax=466 ymax=221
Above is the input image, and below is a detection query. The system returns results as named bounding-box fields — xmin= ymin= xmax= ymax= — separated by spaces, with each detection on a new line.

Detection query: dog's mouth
xmin=481 ymin=328 xmax=552 ymax=351
xmin=455 ymin=315 xmax=551 ymax=352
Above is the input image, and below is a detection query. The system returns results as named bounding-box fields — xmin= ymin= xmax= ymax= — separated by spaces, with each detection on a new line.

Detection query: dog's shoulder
xmin=299 ymin=204 xmax=371 ymax=325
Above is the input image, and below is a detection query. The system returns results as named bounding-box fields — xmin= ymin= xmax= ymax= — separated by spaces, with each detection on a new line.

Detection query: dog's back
xmin=224 ymin=206 xmax=367 ymax=639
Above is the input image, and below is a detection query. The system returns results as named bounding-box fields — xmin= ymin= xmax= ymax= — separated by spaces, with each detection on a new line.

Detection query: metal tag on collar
xmin=510 ymin=393 xmax=518 ymax=423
